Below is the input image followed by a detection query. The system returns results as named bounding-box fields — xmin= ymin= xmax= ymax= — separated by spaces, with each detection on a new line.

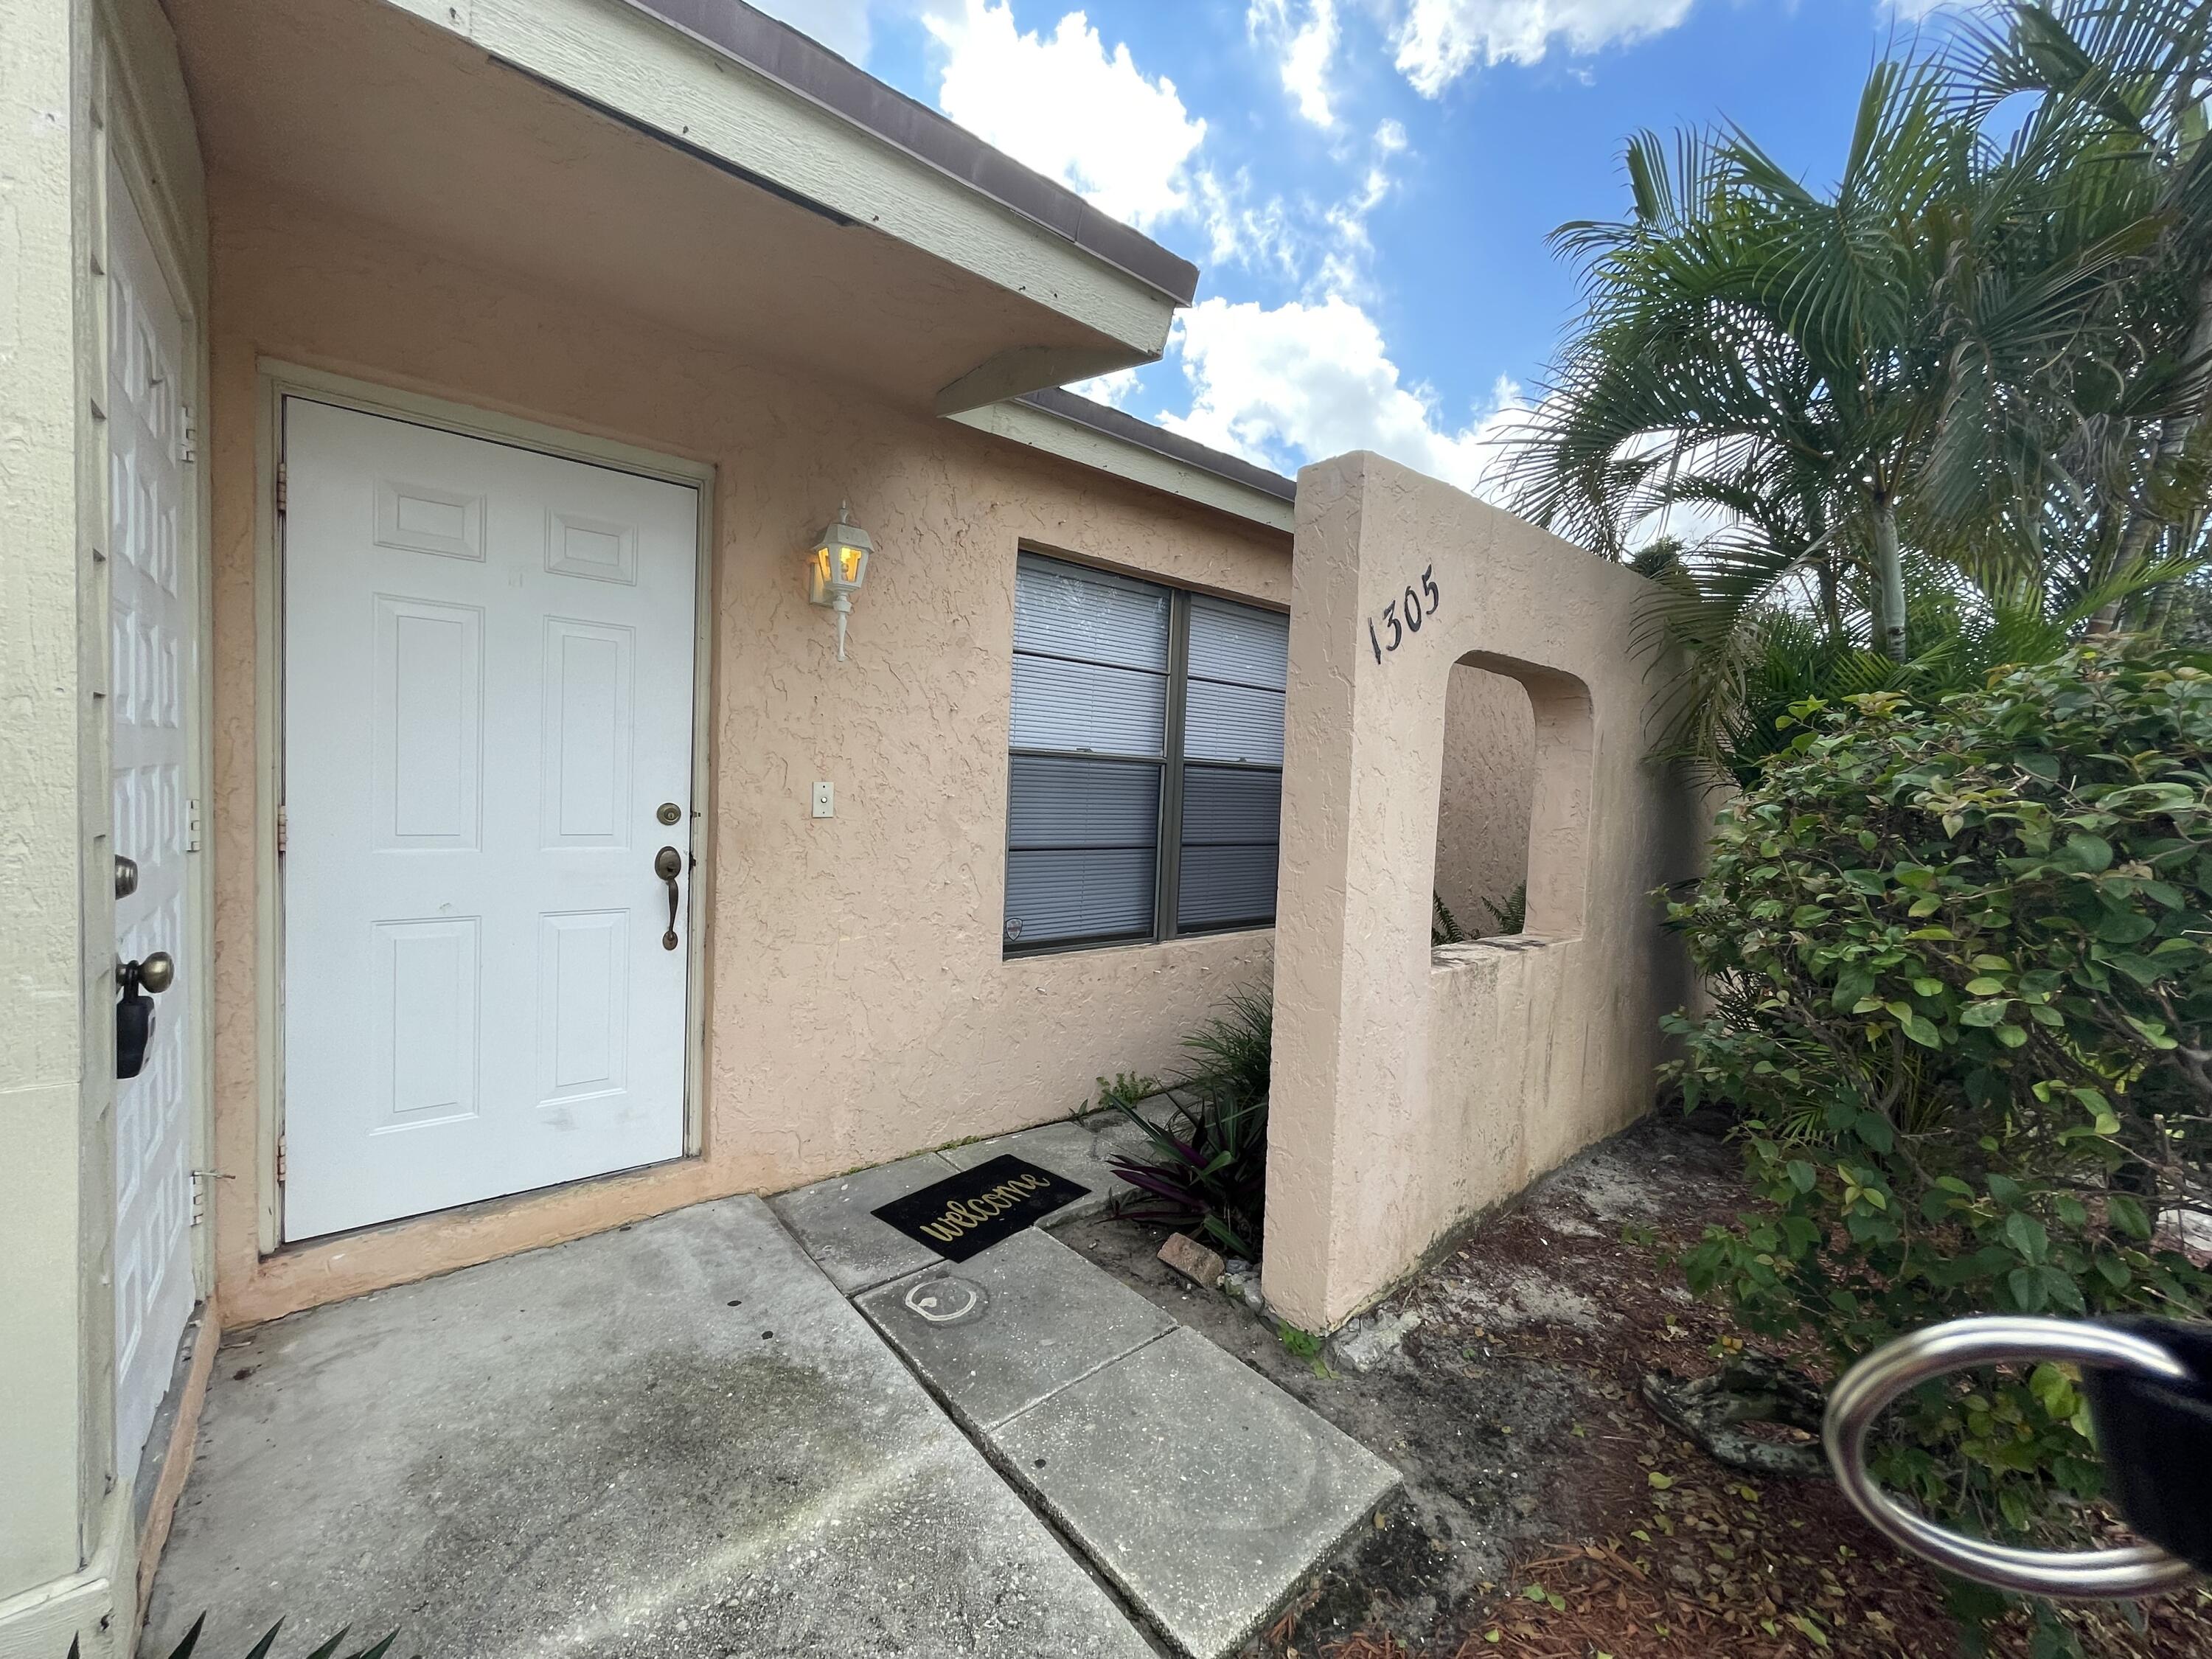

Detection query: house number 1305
xmin=1368 ymin=566 xmax=1441 ymax=663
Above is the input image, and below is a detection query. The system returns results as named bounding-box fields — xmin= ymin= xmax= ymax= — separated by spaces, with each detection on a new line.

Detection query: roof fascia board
xmin=948 ymin=400 xmax=1297 ymax=533
xmin=375 ymin=0 xmax=1178 ymax=356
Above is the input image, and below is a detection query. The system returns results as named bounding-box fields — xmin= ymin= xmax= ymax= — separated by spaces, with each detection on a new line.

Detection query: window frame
xmin=1004 ymin=550 xmax=1287 ymax=959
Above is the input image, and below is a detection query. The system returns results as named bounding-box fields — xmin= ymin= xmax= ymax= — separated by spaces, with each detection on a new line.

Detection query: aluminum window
xmin=1005 ymin=553 xmax=1287 ymax=953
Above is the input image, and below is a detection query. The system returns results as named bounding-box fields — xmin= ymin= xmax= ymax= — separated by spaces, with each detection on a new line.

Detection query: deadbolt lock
xmin=656 ymin=802 xmax=682 ymax=826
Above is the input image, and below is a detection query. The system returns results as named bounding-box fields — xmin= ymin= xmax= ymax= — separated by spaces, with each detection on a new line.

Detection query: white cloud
xmin=1161 ymin=296 xmax=1527 ymax=495
xmin=1250 ymin=0 xmax=1344 ymax=128
xmin=1317 ymin=119 xmax=1408 ymax=296
xmin=1392 ymin=0 xmax=1697 ymax=93
xmin=1067 ymin=366 xmax=1143 ymax=406
xmin=1189 ymin=167 xmax=1301 ymax=274
xmin=750 ymin=0 xmax=875 ymax=64
xmin=925 ymin=1 xmax=1207 ymax=231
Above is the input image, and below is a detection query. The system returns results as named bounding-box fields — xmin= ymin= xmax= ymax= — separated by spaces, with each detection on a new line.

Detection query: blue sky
xmin=757 ymin=1 xmax=1955 ymax=489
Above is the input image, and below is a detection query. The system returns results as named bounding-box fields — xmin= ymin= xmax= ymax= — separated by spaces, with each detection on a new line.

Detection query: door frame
xmin=251 ymin=362 xmax=718 ymax=1253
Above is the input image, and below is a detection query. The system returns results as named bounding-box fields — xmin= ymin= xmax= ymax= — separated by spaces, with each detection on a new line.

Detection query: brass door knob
xmin=126 ymin=951 xmax=175 ymax=995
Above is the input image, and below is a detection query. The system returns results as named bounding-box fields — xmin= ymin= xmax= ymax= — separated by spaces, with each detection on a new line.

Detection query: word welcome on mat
xmin=872 ymin=1155 xmax=1089 ymax=1262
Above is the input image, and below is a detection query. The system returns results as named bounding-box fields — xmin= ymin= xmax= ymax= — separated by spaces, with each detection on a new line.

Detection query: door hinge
xmin=275 ymin=459 xmax=287 ymax=515
xmin=186 ymin=796 xmax=203 ymax=853
xmin=275 ymin=804 xmax=287 ymax=856
xmin=275 ymin=1135 xmax=287 ymax=1184
xmin=178 ymin=403 xmax=198 ymax=464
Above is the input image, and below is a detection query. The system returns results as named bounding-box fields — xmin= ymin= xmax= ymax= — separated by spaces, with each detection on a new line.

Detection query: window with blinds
xmin=1005 ymin=552 xmax=1287 ymax=953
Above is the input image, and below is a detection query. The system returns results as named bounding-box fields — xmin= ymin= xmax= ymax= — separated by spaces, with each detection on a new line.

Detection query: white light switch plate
xmin=811 ymin=781 xmax=834 ymax=818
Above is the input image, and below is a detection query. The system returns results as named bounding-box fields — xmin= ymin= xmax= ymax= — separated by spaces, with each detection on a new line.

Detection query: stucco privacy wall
xmin=203 ymin=178 xmax=1293 ymax=1323
xmin=1263 ymin=453 xmax=1694 ymax=1333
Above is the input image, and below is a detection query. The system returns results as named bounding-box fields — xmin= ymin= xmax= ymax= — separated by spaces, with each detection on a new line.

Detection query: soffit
xmin=166 ymin=0 xmax=1164 ymax=412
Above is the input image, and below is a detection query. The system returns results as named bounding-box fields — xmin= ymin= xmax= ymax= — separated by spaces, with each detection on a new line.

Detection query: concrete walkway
xmin=774 ymin=1117 xmax=1398 ymax=1658
xmin=146 ymin=1118 xmax=1396 ymax=1659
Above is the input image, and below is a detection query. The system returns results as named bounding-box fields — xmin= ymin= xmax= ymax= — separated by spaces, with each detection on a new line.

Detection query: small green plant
xmin=1481 ymin=880 xmax=1527 ymax=936
xmin=1091 ymin=1071 xmax=1158 ymax=1113
xmin=1105 ymin=988 xmax=1272 ymax=1258
xmin=1431 ymin=891 xmax=1468 ymax=945
xmin=72 ymin=1616 xmax=400 ymax=1659
xmin=1277 ymin=1321 xmax=1331 ymax=1377
xmin=1666 ymin=646 xmax=2212 ymax=1557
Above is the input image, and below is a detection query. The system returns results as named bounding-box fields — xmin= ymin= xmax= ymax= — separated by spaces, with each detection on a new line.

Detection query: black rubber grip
xmin=2084 ymin=1317 xmax=2212 ymax=1576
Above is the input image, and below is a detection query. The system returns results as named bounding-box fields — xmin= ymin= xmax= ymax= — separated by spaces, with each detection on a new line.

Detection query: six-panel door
xmin=281 ymin=398 xmax=698 ymax=1240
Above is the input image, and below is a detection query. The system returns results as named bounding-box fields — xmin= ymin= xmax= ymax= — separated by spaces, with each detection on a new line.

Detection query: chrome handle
xmin=122 ymin=950 xmax=174 ymax=995
xmin=654 ymin=846 xmax=682 ymax=951
xmin=115 ymin=855 xmax=139 ymax=899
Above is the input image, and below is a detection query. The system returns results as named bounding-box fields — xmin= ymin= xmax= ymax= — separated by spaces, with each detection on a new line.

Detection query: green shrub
xmin=1105 ymin=989 xmax=1272 ymax=1259
xmin=1666 ymin=645 xmax=2212 ymax=1544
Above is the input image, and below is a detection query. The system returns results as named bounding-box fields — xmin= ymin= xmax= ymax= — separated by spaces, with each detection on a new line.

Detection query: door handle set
xmin=116 ymin=950 xmax=174 ymax=1079
xmin=655 ymin=845 xmax=685 ymax=952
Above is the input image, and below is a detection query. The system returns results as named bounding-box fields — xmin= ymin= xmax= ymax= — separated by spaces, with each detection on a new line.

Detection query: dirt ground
xmin=1055 ymin=1116 xmax=2212 ymax=1658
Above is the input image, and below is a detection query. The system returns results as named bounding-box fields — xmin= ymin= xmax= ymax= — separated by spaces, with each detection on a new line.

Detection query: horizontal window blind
xmin=1004 ymin=556 xmax=1168 ymax=949
xmin=1004 ymin=560 xmax=1288 ymax=953
xmin=1177 ymin=597 xmax=1287 ymax=933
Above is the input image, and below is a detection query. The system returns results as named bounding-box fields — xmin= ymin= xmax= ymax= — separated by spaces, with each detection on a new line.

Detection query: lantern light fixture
xmin=806 ymin=501 xmax=874 ymax=661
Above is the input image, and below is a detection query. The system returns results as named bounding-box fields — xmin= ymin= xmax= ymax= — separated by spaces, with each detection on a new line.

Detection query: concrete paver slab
xmin=856 ymin=1228 xmax=1176 ymax=1429
xmin=991 ymin=1326 xmax=1401 ymax=1659
xmin=768 ymin=1150 xmax=958 ymax=1293
xmin=142 ymin=1197 xmax=1153 ymax=1659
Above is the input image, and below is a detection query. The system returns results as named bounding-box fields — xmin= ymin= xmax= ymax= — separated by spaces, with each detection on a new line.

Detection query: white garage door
xmin=280 ymin=398 xmax=699 ymax=1240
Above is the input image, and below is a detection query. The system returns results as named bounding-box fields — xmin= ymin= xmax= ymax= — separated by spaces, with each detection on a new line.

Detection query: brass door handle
xmin=122 ymin=950 xmax=175 ymax=995
xmin=654 ymin=846 xmax=683 ymax=951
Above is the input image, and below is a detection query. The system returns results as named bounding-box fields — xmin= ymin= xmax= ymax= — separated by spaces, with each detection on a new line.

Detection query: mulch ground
xmin=1062 ymin=1115 xmax=2212 ymax=1659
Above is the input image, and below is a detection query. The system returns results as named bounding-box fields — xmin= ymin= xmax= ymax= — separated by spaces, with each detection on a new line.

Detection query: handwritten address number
xmin=1368 ymin=565 xmax=1441 ymax=663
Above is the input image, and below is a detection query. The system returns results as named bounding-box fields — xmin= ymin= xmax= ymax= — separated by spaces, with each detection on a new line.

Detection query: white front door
xmin=281 ymin=398 xmax=700 ymax=1240
xmin=109 ymin=159 xmax=202 ymax=1475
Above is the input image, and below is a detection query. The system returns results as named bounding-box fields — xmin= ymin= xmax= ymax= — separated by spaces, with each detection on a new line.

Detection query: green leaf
xmin=2005 ymin=1211 xmax=2050 ymax=1265
xmin=2039 ymin=1265 xmax=2085 ymax=1314
xmin=1787 ymin=1159 xmax=1818 ymax=1192
xmin=1960 ymin=999 xmax=2011 ymax=1027
xmin=2065 ymin=832 xmax=2114 ymax=872
xmin=1900 ymin=1012 xmax=1942 ymax=1048
xmin=2109 ymin=1194 xmax=2153 ymax=1241
xmin=2095 ymin=908 xmax=2157 ymax=945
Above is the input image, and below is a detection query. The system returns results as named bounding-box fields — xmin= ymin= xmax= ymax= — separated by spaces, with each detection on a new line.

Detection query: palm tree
xmin=1506 ymin=1 xmax=2211 ymax=773
xmin=1946 ymin=0 xmax=2212 ymax=621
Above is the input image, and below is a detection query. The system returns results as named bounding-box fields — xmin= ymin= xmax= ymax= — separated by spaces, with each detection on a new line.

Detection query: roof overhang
xmin=949 ymin=391 xmax=1297 ymax=532
xmin=335 ymin=0 xmax=1195 ymax=411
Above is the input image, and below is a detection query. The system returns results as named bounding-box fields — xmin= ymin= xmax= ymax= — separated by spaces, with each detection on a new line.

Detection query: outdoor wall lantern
xmin=806 ymin=501 xmax=875 ymax=661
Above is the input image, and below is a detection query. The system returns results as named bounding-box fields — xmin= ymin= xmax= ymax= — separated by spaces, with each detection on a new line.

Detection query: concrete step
xmin=781 ymin=1127 xmax=1400 ymax=1659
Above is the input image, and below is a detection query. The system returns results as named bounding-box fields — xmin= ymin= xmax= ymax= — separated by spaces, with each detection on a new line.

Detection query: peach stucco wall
xmin=1263 ymin=453 xmax=1694 ymax=1332
xmin=204 ymin=178 xmax=1289 ymax=1324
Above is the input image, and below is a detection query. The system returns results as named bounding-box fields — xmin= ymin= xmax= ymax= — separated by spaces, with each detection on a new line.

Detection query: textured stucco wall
xmin=0 ymin=0 xmax=95 ymax=1607
xmin=205 ymin=179 xmax=1286 ymax=1324
xmin=1264 ymin=453 xmax=1694 ymax=1332
xmin=1433 ymin=663 xmax=1534 ymax=938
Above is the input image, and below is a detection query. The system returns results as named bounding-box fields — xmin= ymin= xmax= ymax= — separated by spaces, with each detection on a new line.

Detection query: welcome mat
xmin=872 ymin=1154 xmax=1091 ymax=1262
